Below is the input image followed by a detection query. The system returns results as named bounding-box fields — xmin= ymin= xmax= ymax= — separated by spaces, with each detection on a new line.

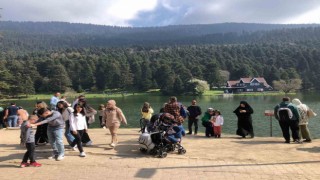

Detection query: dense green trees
xmin=0 ymin=42 xmax=319 ymax=96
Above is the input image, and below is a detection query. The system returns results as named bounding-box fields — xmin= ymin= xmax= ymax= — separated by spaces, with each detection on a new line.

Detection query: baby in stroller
xmin=138 ymin=113 xmax=186 ymax=158
xmin=164 ymin=115 xmax=186 ymax=153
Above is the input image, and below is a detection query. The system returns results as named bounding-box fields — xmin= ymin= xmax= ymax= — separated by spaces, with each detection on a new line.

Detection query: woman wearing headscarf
xmin=201 ymin=108 xmax=215 ymax=137
xmin=102 ymin=100 xmax=127 ymax=147
xmin=292 ymin=98 xmax=314 ymax=143
xmin=233 ymin=101 xmax=254 ymax=138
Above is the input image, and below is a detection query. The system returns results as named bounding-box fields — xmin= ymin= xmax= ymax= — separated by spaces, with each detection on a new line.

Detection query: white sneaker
xmin=85 ymin=141 xmax=93 ymax=146
xmin=80 ymin=152 xmax=86 ymax=157
xmin=110 ymin=143 xmax=116 ymax=147
xmin=48 ymin=155 xmax=56 ymax=160
xmin=72 ymin=145 xmax=78 ymax=151
xmin=56 ymin=155 xmax=64 ymax=161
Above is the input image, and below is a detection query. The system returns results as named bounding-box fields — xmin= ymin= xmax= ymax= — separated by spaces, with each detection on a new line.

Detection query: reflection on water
xmin=9 ymin=92 xmax=320 ymax=138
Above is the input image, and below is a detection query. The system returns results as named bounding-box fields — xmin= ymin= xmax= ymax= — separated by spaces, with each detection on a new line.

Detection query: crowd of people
xmin=0 ymin=94 xmax=317 ymax=167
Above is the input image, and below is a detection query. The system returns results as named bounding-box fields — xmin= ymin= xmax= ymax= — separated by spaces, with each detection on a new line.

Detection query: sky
xmin=1 ymin=0 xmax=320 ymax=27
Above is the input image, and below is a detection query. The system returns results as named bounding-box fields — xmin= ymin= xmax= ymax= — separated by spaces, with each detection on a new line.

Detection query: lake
xmin=7 ymin=92 xmax=320 ymax=138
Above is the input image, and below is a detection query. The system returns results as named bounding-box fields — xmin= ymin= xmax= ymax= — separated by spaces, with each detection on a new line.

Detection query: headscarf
xmin=292 ymin=98 xmax=308 ymax=112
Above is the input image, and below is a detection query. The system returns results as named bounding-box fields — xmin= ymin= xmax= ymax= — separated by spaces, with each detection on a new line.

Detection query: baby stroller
xmin=138 ymin=113 xmax=186 ymax=158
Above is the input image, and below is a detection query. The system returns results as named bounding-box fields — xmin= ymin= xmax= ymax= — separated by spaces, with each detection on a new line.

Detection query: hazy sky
xmin=1 ymin=0 xmax=320 ymax=27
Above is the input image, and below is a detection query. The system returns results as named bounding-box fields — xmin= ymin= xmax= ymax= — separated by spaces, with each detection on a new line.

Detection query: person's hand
xmin=30 ymin=124 xmax=37 ymax=128
xmin=85 ymin=129 xmax=88 ymax=133
xmin=72 ymin=130 xmax=77 ymax=135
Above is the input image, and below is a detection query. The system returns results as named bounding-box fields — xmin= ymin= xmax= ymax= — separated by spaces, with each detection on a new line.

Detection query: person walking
xmin=292 ymin=98 xmax=314 ymax=143
xmin=33 ymin=108 xmax=65 ymax=160
xmin=233 ymin=101 xmax=254 ymax=138
xmin=78 ymin=98 xmax=96 ymax=146
xmin=274 ymin=97 xmax=301 ymax=143
xmin=102 ymin=100 xmax=127 ymax=147
xmin=56 ymin=100 xmax=75 ymax=147
xmin=69 ymin=104 xmax=87 ymax=157
xmin=186 ymin=100 xmax=202 ymax=135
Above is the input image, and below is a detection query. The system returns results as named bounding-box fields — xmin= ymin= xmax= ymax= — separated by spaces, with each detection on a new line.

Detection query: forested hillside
xmin=0 ymin=21 xmax=320 ymax=95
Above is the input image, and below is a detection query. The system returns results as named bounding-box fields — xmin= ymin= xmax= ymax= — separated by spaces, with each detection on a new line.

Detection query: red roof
xmin=227 ymin=77 xmax=271 ymax=87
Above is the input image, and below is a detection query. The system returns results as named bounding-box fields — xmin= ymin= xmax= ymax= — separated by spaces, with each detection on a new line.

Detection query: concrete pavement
xmin=1 ymin=128 xmax=320 ymax=179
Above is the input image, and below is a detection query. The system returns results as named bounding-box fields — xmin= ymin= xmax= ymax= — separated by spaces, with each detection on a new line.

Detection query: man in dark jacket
xmin=274 ymin=97 xmax=301 ymax=143
xmin=187 ymin=100 xmax=202 ymax=135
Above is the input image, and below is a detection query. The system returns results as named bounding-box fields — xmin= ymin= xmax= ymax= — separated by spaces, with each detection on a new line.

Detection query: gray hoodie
xmin=20 ymin=121 xmax=35 ymax=144
xmin=38 ymin=110 xmax=65 ymax=128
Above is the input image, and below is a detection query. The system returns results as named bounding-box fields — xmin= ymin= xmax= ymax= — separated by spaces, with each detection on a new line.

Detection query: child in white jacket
xmin=211 ymin=110 xmax=224 ymax=138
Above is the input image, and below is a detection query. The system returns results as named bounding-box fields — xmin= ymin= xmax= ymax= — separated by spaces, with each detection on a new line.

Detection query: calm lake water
xmin=8 ymin=93 xmax=320 ymax=138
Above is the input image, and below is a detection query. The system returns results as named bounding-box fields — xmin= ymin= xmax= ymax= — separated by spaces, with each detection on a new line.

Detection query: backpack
xmin=277 ymin=107 xmax=293 ymax=121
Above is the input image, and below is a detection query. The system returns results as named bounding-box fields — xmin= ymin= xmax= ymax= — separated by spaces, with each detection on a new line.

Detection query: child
xmin=141 ymin=102 xmax=154 ymax=132
xmin=20 ymin=115 xmax=42 ymax=167
xmin=98 ymin=104 xmax=105 ymax=128
xmin=212 ymin=110 xmax=224 ymax=138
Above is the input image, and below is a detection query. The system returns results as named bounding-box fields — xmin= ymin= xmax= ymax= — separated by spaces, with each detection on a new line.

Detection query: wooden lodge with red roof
xmin=225 ymin=77 xmax=273 ymax=93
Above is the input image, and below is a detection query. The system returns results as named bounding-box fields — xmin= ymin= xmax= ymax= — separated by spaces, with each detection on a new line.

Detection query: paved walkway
xmin=1 ymin=128 xmax=320 ymax=180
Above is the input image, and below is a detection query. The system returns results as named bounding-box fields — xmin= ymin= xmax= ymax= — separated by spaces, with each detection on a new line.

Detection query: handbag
xmin=307 ymin=108 xmax=317 ymax=118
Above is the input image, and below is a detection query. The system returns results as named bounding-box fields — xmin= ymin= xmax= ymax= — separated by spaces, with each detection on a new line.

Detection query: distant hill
xmin=0 ymin=21 xmax=320 ymax=51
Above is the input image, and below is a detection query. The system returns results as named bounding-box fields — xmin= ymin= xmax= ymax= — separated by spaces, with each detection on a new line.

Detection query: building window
xmin=246 ymin=89 xmax=253 ymax=92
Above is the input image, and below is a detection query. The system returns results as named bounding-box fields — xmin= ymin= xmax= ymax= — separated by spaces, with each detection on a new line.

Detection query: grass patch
xmin=202 ymin=90 xmax=224 ymax=96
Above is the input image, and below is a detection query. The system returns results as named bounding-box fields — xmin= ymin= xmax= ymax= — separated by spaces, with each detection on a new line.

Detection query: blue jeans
xmin=7 ymin=115 xmax=18 ymax=127
xmin=47 ymin=126 xmax=64 ymax=157
xmin=64 ymin=120 xmax=75 ymax=146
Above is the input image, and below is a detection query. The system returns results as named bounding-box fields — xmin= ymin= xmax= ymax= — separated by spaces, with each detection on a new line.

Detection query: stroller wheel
xmin=140 ymin=147 xmax=148 ymax=153
xmin=159 ymin=151 xmax=167 ymax=158
xmin=178 ymin=148 xmax=186 ymax=154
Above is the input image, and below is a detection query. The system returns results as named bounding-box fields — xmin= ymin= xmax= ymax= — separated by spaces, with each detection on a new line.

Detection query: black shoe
xmin=186 ymin=132 xmax=192 ymax=135
xmin=285 ymin=140 xmax=290 ymax=143
xmin=303 ymin=139 xmax=312 ymax=143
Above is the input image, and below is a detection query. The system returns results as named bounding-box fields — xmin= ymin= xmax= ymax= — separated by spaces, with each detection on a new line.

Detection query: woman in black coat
xmin=233 ymin=101 xmax=254 ymax=138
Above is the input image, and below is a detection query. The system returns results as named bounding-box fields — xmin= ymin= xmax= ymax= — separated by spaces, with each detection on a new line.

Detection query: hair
xmin=56 ymin=101 xmax=69 ymax=113
xmin=10 ymin=102 xmax=16 ymax=105
xmin=28 ymin=115 xmax=38 ymax=120
xmin=37 ymin=108 xmax=49 ymax=115
xmin=99 ymin=104 xmax=105 ymax=110
xmin=107 ymin=100 xmax=116 ymax=106
xmin=215 ymin=110 xmax=221 ymax=115
xmin=73 ymin=104 xmax=85 ymax=116
xmin=36 ymin=101 xmax=48 ymax=109
xmin=169 ymin=96 xmax=177 ymax=103
xmin=142 ymin=102 xmax=150 ymax=113
xmin=283 ymin=97 xmax=290 ymax=102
